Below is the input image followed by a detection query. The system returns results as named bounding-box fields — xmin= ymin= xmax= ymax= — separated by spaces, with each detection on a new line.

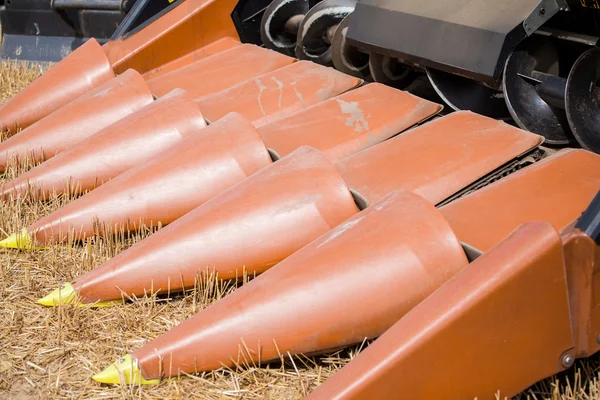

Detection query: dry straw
xmin=0 ymin=60 xmax=598 ymax=400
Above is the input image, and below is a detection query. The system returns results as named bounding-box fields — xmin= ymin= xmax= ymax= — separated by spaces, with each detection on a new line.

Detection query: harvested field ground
xmin=0 ymin=60 xmax=599 ymax=400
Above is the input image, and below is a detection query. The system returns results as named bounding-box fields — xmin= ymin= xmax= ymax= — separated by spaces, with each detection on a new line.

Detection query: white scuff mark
xmin=336 ymin=99 xmax=369 ymax=133
xmin=255 ymin=78 xmax=267 ymax=116
xmin=271 ymin=76 xmax=284 ymax=110
xmin=15 ymin=46 xmax=22 ymax=56
xmin=317 ymin=216 xmax=364 ymax=248
xmin=374 ymin=195 xmax=395 ymax=211
xmin=91 ymin=87 xmax=111 ymax=98
xmin=291 ymin=82 xmax=306 ymax=107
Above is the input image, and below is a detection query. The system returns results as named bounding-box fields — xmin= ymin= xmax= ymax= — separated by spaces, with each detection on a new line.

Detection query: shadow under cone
xmin=147 ymin=44 xmax=294 ymax=99
xmin=0 ymin=39 xmax=114 ymax=133
xmin=99 ymin=149 xmax=600 ymax=383
xmin=24 ymin=84 xmax=439 ymax=247
xmin=40 ymin=112 xmax=545 ymax=302
xmin=1 ymin=88 xmax=206 ymax=201
xmin=0 ymin=69 xmax=153 ymax=173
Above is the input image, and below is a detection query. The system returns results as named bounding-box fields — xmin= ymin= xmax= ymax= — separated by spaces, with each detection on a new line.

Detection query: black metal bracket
xmin=231 ymin=0 xmax=273 ymax=45
xmin=523 ymin=0 xmax=569 ymax=36
xmin=111 ymin=0 xmax=177 ymax=40
xmin=576 ymin=191 xmax=600 ymax=244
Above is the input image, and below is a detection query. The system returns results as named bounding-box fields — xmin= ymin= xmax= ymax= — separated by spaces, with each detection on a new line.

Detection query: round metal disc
xmin=566 ymin=47 xmax=600 ymax=153
xmin=427 ymin=68 xmax=510 ymax=119
xmin=260 ymin=0 xmax=310 ymax=56
xmin=368 ymin=53 xmax=417 ymax=89
xmin=503 ymin=37 xmax=572 ymax=145
xmin=330 ymin=14 xmax=370 ymax=79
xmin=295 ymin=0 xmax=357 ymax=66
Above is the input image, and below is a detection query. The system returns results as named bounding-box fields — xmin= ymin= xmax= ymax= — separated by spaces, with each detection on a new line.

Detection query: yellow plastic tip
xmin=93 ymin=354 xmax=159 ymax=385
xmin=0 ymin=228 xmax=33 ymax=249
xmin=37 ymin=282 xmax=121 ymax=308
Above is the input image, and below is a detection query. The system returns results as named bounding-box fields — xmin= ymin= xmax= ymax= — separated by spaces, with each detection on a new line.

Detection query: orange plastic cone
xmin=146 ymin=44 xmax=295 ymax=99
xmin=49 ymin=146 xmax=359 ymax=304
xmin=38 ymin=111 xmax=543 ymax=303
xmin=1 ymin=62 xmax=358 ymax=201
xmin=21 ymin=84 xmax=438 ymax=247
xmin=0 ymin=39 xmax=114 ymax=132
xmin=305 ymin=221 xmax=575 ymax=400
xmin=195 ymin=61 xmax=361 ymax=126
xmin=1 ymin=89 xmax=206 ymax=200
xmin=142 ymin=37 xmax=242 ymax=80
xmin=91 ymin=149 xmax=600 ymax=383
xmin=439 ymin=148 xmax=600 ymax=251
xmin=97 ymin=190 xmax=467 ymax=380
xmin=0 ymin=70 xmax=153 ymax=172
xmin=28 ymin=113 xmax=271 ymax=246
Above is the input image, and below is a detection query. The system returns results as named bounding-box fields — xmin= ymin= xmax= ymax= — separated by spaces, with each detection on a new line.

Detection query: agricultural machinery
xmin=0 ymin=0 xmax=599 ymax=398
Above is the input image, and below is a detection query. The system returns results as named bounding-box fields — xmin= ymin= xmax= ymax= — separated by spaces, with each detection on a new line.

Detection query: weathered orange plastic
xmin=71 ymin=147 xmax=358 ymax=303
xmin=0 ymin=70 xmax=153 ymax=172
xmin=28 ymin=113 xmax=271 ymax=245
xmin=1 ymin=64 xmax=356 ymax=200
xmin=258 ymin=83 xmax=441 ymax=161
xmin=336 ymin=111 xmax=543 ymax=206
xmin=0 ymin=39 xmax=114 ymax=132
xmin=117 ymin=150 xmax=598 ymax=383
xmin=1 ymin=89 xmax=206 ymax=200
xmin=103 ymin=0 xmax=240 ymax=74
xmin=142 ymin=37 xmax=242 ymax=80
xmin=25 ymin=85 xmax=437 ymax=246
xmin=130 ymin=190 xmax=467 ymax=378
xmin=306 ymin=221 xmax=575 ymax=399
xmin=195 ymin=61 xmax=361 ymax=126
xmin=146 ymin=44 xmax=295 ymax=99
xmin=59 ymin=111 xmax=542 ymax=304
xmin=440 ymin=148 xmax=600 ymax=251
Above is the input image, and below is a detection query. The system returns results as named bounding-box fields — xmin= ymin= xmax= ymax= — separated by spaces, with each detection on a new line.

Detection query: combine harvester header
xmin=0 ymin=0 xmax=599 ymax=397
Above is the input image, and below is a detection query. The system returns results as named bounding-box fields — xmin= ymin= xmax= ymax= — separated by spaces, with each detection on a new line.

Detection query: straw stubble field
xmin=0 ymin=61 xmax=599 ymax=400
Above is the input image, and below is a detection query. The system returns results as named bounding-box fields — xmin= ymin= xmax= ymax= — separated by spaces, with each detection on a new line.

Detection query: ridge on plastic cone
xmin=92 ymin=354 xmax=159 ymax=385
xmin=37 ymin=283 xmax=119 ymax=307
xmin=0 ymin=228 xmax=33 ymax=249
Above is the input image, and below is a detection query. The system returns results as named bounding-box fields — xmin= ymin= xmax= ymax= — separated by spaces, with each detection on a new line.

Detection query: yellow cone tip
xmin=37 ymin=282 xmax=78 ymax=306
xmin=0 ymin=228 xmax=33 ymax=249
xmin=93 ymin=354 xmax=159 ymax=385
xmin=37 ymin=282 xmax=122 ymax=308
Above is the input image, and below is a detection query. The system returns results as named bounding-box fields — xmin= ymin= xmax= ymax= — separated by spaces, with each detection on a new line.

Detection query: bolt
xmin=562 ymin=353 xmax=575 ymax=368
xmin=540 ymin=7 xmax=546 ymax=14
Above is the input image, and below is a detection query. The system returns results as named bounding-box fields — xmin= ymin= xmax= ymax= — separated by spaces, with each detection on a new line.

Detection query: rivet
xmin=562 ymin=353 xmax=575 ymax=368
xmin=596 ymin=334 xmax=600 ymax=344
